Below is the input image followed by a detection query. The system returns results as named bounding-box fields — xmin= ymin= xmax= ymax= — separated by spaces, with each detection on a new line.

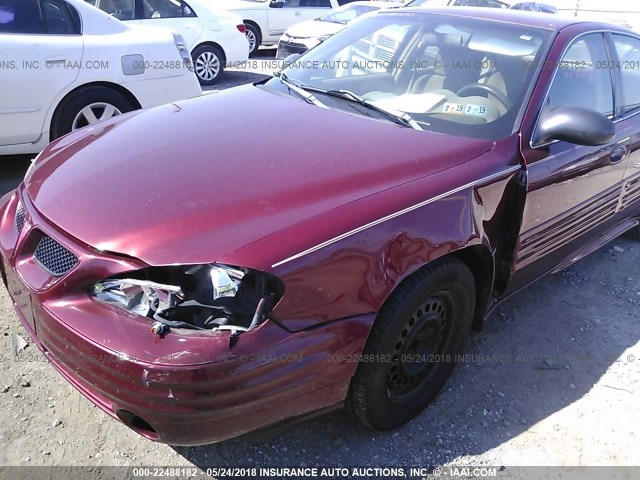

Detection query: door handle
xmin=45 ymin=58 xmax=66 ymax=68
xmin=610 ymin=145 xmax=627 ymax=164
xmin=295 ymin=11 xmax=302 ymax=15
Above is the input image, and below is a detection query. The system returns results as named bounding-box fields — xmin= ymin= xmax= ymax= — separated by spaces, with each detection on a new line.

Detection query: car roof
xmin=395 ymin=6 xmax=634 ymax=33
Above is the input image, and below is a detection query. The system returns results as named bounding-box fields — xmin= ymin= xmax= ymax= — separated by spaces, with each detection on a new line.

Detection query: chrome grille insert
xmin=34 ymin=235 xmax=79 ymax=277
xmin=15 ymin=202 xmax=26 ymax=232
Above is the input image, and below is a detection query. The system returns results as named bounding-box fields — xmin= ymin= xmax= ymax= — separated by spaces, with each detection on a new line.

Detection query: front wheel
xmin=192 ymin=45 xmax=225 ymax=86
xmin=346 ymin=257 xmax=475 ymax=430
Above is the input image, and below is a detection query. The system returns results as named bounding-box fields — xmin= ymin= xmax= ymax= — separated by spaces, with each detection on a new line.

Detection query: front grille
xmin=15 ymin=202 xmax=26 ymax=232
xmin=277 ymin=42 xmax=308 ymax=59
xmin=33 ymin=235 xmax=79 ymax=277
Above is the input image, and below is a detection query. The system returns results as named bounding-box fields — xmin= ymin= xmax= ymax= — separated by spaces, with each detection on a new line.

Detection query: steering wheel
xmin=456 ymin=83 xmax=512 ymax=111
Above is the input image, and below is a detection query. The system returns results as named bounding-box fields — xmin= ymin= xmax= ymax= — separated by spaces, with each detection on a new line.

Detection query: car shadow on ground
xmin=0 ymin=156 xmax=31 ymax=197
xmin=173 ymin=237 xmax=639 ymax=467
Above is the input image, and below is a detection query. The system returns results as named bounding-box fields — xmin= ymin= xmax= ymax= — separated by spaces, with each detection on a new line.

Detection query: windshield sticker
xmin=442 ymin=103 xmax=465 ymax=114
xmin=442 ymin=103 xmax=488 ymax=118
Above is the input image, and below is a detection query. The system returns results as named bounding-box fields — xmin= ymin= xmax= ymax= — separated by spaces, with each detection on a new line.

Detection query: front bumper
xmin=0 ymin=189 xmax=373 ymax=445
xmin=276 ymin=39 xmax=311 ymax=60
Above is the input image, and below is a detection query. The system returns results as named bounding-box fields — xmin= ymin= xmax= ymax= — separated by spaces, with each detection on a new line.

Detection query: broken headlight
xmin=92 ymin=264 xmax=284 ymax=333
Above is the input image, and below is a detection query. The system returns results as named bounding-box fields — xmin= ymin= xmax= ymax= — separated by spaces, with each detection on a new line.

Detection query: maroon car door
xmin=609 ymin=33 xmax=640 ymax=215
xmin=508 ymin=31 xmax=629 ymax=293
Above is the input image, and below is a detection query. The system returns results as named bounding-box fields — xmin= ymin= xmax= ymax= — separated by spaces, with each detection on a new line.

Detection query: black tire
xmin=345 ymin=257 xmax=475 ymax=430
xmin=51 ymin=86 xmax=135 ymax=140
xmin=192 ymin=44 xmax=225 ymax=86
xmin=625 ymin=226 xmax=640 ymax=240
xmin=245 ymin=23 xmax=261 ymax=57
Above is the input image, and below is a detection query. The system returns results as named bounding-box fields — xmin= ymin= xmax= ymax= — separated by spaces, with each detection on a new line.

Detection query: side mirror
xmin=535 ymin=106 xmax=615 ymax=147
xmin=270 ymin=0 xmax=285 ymax=8
xmin=283 ymin=53 xmax=301 ymax=68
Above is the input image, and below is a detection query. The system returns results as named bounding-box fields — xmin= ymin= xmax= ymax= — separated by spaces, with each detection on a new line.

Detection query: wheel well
xmin=378 ymin=246 xmax=495 ymax=333
xmin=451 ymin=245 xmax=495 ymax=332
xmin=243 ymin=20 xmax=261 ymax=38
xmin=192 ymin=42 xmax=227 ymax=63
xmin=50 ymin=81 xmax=141 ymax=141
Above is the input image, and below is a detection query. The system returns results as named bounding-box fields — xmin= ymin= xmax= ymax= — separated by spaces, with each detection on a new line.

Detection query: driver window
xmin=612 ymin=34 xmax=640 ymax=115
xmin=546 ymin=34 xmax=613 ymax=117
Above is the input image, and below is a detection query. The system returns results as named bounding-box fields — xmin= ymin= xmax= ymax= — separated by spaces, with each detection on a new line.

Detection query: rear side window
xmin=91 ymin=0 xmax=135 ymax=20
xmin=0 ymin=0 xmax=79 ymax=34
xmin=613 ymin=34 xmax=640 ymax=115
xmin=142 ymin=0 xmax=196 ymax=19
xmin=299 ymin=0 xmax=332 ymax=6
xmin=42 ymin=0 xmax=81 ymax=34
xmin=0 ymin=0 xmax=46 ymax=33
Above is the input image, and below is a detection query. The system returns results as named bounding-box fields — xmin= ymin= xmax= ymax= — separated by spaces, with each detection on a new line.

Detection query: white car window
xmin=91 ymin=0 xmax=135 ymax=20
xmin=0 ymin=0 xmax=79 ymax=34
xmin=0 ymin=0 xmax=46 ymax=33
xmin=142 ymin=0 xmax=196 ymax=19
xmin=42 ymin=0 xmax=81 ymax=33
xmin=285 ymin=0 xmax=331 ymax=8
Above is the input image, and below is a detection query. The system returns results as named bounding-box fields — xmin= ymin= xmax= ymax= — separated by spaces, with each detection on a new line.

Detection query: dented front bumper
xmin=0 ymin=188 xmax=373 ymax=445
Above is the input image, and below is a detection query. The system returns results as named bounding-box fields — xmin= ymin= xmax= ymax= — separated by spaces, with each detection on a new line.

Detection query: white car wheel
xmin=192 ymin=45 xmax=225 ymax=86
xmin=244 ymin=24 xmax=261 ymax=57
xmin=72 ymin=103 xmax=122 ymax=131
xmin=246 ymin=30 xmax=256 ymax=54
xmin=51 ymin=86 xmax=136 ymax=140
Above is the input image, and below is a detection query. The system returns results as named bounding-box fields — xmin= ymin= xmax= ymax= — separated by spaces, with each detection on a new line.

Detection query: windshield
xmin=271 ymin=12 xmax=551 ymax=140
xmin=319 ymin=4 xmax=381 ymax=24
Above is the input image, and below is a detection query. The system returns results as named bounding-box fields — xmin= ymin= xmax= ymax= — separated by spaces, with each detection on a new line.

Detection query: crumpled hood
xmin=25 ymin=85 xmax=494 ymax=266
xmin=286 ymin=20 xmax=345 ymax=39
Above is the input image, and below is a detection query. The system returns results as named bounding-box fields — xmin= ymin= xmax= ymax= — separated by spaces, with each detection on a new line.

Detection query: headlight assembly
xmin=92 ymin=263 xmax=284 ymax=336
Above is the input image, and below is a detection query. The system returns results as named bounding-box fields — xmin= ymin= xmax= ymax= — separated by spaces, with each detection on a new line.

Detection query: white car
xmin=0 ymin=0 xmax=202 ymax=156
xmin=276 ymin=1 xmax=398 ymax=59
xmin=219 ymin=0 xmax=351 ymax=56
xmin=88 ymin=0 xmax=249 ymax=85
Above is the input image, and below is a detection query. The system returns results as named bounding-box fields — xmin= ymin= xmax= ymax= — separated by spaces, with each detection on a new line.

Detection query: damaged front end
xmin=92 ymin=264 xmax=284 ymax=338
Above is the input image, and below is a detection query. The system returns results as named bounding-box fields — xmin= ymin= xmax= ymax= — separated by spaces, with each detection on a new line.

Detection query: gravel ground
xmin=0 ymin=51 xmax=639 ymax=472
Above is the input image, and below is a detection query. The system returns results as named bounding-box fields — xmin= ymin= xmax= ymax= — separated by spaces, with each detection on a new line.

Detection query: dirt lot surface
xmin=0 ymin=51 xmax=639 ymax=473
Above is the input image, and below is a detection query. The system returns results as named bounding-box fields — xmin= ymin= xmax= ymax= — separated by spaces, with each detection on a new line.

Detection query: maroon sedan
xmin=2 ymin=7 xmax=640 ymax=445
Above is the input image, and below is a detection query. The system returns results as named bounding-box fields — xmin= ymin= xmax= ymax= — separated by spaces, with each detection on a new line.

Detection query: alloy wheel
xmin=195 ymin=51 xmax=220 ymax=82
xmin=72 ymin=103 xmax=122 ymax=131
xmin=245 ymin=30 xmax=256 ymax=54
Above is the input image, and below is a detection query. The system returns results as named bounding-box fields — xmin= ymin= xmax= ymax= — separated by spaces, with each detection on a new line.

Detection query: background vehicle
xmin=218 ymin=0 xmax=348 ymax=56
xmin=87 ymin=0 xmax=249 ymax=85
xmin=405 ymin=0 xmax=509 ymax=8
xmin=0 ymin=0 xmax=202 ymax=156
xmin=510 ymin=2 xmax=557 ymax=13
xmin=276 ymin=1 xmax=397 ymax=59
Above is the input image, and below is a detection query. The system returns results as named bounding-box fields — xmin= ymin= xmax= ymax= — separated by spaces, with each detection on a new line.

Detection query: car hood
xmin=25 ymin=85 xmax=494 ymax=267
xmin=286 ymin=20 xmax=345 ymax=39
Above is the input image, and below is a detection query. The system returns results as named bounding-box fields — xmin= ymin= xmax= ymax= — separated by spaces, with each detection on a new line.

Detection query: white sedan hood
xmin=285 ymin=19 xmax=345 ymax=39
